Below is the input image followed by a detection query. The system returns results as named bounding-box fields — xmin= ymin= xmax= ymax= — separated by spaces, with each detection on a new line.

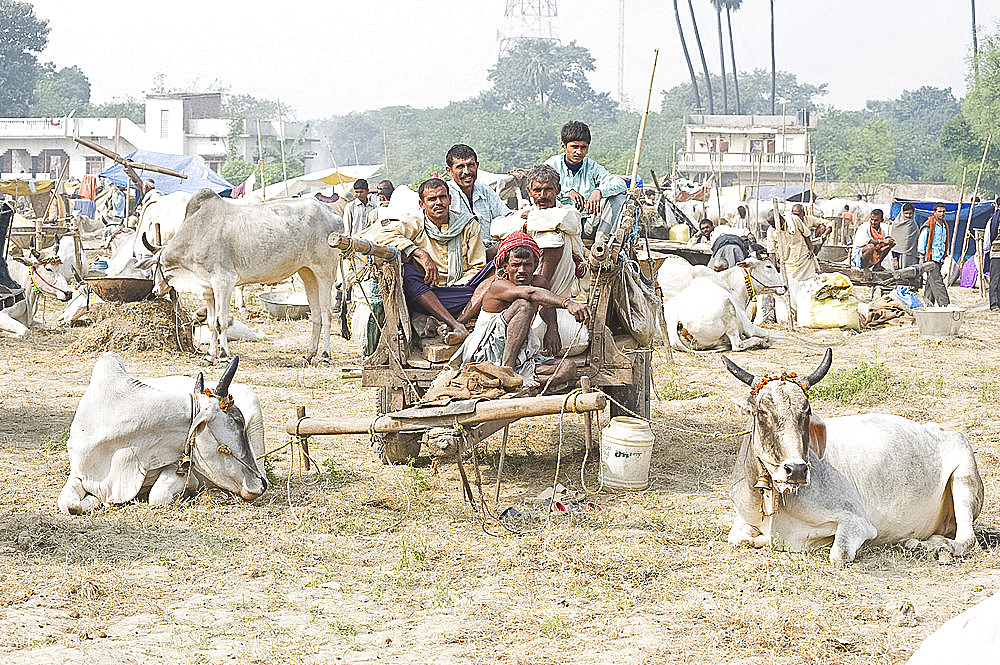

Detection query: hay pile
xmin=65 ymin=298 xmax=195 ymax=354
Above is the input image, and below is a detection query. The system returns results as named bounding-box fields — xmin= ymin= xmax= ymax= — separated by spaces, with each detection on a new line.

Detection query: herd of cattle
xmin=1 ymin=186 xmax=997 ymax=659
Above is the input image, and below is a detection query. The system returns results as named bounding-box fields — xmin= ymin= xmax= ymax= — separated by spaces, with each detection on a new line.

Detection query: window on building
xmin=85 ymin=156 xmax=105 ymax=175
xmin=204 ymin=157 xmax=225 ymax=173
xmin=160 ymin=110 xmax=169 ymax=138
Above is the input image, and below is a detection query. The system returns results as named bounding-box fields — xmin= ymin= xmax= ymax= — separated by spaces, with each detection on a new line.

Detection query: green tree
xmin=942 ymin=25 xmax=1000 ymax=193
xmin=0 ymin=0 xmax=50 ymax=116
xmin=29 ymin=63 xmax=90 ymax=116
xmin=486 ymin=39 xmax=617 ymax=115
xmin=827 ymin=119 xmax=895 ymax=198
xmin=222 ymin=93 xmax=279 ymax=120
xmin=660 ymin=70 xmax=828 ymax=117
xmin=84 ymin=97 xmax=144 ymax=124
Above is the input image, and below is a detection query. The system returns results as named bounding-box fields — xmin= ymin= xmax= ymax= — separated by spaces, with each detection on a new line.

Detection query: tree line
xmin=2 ymin=1 xmax=996 ymax=194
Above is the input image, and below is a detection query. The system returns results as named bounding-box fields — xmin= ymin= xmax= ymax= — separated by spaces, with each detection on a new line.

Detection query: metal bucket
xmin=912 ymin=306 xmax=965 ymax=338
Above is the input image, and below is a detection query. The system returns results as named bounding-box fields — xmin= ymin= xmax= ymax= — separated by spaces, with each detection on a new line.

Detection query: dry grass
xmin=0 ymin=286 xmax=999 ymax=663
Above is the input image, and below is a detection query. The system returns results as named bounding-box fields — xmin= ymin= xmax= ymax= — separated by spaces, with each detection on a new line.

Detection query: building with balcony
xmin=0 ymin=93 xmax=325 ymax=181
xmin=676 ymin=112 xmax=817 ymax=187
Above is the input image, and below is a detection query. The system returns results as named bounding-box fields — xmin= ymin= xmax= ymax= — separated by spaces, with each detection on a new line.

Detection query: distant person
xmin=851 ymin=209 xmax=895 ymax=270
xmin=344 ymin=179 xmax=377 ymax=236
xmin=917 ymin=202 xmax=950 ymax=306
xmin=890 ymin=202 xmax=920 ymax=269
xmin=729 ymin=205 xmax=749 ymax=230
xmin=544 ymin=121 xmax=627 ymax=241
xmin=985 ymin=198 xmax=1000 ymax=310
xmin=376 ymin=179 xmax=394 ymax=203
xmin=765 ymin=206 xmax=818 ymax=283
xmin=445 ymin=144 xmax=509 ymax=252
xmin=688 ymin=218 xmax=714 ymax=245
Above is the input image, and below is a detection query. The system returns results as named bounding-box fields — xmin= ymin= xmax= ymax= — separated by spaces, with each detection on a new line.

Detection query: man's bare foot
xmin=438 ymin=324 xmax=469 ymax=346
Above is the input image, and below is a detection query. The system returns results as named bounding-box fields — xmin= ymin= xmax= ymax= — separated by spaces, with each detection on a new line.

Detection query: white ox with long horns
xmin=721 ymin=349 xmax=984 ymax=562
xmin=142 ymin=188 xmax=345 ymax=363
xmin=660 ymin=256 xmax=785 ymax=351
xmin=57 ymin=353 xmax=267 ymax=514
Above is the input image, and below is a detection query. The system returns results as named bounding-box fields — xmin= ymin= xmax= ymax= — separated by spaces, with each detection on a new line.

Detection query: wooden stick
xmin=286 ymin=392 xmax=608 ymax=436
xmin=276 ymin=100 xmax=289 ymax=199
xmin=958 ymin=134 xmax=992 ymax=270
xmin=771 ymin=198 xmax=796 ymax=331
xmin=329 ymin=232 xmax=399 ymax=260
xmin=494 ymin=424 xmax=509 ymax=505
xmin=950 ymin=167 xmax=968 ymax=272
xmin=630 ymin=49 xmax=659 ymax=189
xmin=256 ymin=119 xmax=266 ymax=201
xmin=296 ymin=405 xmax=310 ymax=471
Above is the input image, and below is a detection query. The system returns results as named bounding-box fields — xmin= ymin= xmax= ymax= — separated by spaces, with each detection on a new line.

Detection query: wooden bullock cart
xmin=286 ymin=192 xmax=657 ymax=464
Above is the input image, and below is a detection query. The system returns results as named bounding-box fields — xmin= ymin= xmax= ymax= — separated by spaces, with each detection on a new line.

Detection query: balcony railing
xmin=678 ymin=151 xmax=813 ymax=169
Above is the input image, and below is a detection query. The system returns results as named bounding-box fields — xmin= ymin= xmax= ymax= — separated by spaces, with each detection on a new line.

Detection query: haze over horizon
xmin=33 ymin=0 xmax=999 ymax=119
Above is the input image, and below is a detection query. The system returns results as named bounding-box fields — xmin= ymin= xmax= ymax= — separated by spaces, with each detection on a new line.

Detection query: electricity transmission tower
xmin=498 ymin=0 xmax=559 ymax=58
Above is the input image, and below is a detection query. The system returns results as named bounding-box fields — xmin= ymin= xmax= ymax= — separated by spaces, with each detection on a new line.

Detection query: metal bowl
xmin=258 ymin=290 xmax=311 ymax=319
xmin=86 ymin=277 xmax=154 ymax=303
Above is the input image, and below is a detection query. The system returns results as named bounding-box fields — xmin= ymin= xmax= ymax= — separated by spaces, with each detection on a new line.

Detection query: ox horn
xmin=722 ymin=354 xmax=755 ymax=387
xmin=803 ymin=348 xmax=834 ymax=388
xmin=141 ymin=233 xmax=162 ymax=253
xmin=216 ymin=355 xmax=239 ymax=397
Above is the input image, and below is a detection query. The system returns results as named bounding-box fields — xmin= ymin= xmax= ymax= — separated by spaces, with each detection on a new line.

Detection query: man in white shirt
xmin=343 ymin=179 xmax=377 ymax=236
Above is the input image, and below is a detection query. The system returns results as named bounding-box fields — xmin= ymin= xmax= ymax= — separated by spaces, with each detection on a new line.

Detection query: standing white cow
xmin=58 ymin=353 xmax=267 ymax=514
xmin=722 ymin=349 xmax=984 ymax=562
xmin=144 ymin=188 xmax=345 ymax=363
xmin=661 ymin=257 xmax=785 ymax=351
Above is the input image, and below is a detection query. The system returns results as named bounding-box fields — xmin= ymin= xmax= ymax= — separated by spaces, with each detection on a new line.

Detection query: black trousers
xmin=990 ymin=255 xmax=1000 ymax=309
xmin=0 ymin=202 xmax=21 ymax=291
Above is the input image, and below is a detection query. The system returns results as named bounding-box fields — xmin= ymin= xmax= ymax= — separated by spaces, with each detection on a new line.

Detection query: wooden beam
xmin=285 ymin=391 xmax=608 ymax=436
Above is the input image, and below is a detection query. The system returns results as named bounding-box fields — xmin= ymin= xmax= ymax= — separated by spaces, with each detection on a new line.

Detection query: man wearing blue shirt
xmin=544 ymin=121 xmax=627 ymax=241
xmin=445 ymin=144 xmax=509 ymax=256
xmin=917 ymin=202 xmax=951 ymax=306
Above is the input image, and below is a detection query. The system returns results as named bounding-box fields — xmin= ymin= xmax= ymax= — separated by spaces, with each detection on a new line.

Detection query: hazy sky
xmin=34 ymin=0 xmax=999 ymax=120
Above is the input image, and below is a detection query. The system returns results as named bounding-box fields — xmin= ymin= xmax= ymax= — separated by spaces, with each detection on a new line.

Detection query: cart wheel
xmin=373 ymin=387 xmax=422 ymax=464
xmin=608 ymin=350 xmax=652 ymax=420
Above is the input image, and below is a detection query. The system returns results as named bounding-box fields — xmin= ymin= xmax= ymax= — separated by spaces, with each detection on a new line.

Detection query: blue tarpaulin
xmin=744 ymin=185 xmax=815 ymax=202
xmin=99 ymin=151 xmax=232 ymax=195
xmin=888 ymin=199 xmax=995 ymax=262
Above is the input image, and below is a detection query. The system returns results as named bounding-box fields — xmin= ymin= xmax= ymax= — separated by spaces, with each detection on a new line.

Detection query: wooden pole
xmin=958 ymin=134 xmax=992 ymax=271
xmin=630 ymin=49 xmax=659 ymax=189
xmin=285 ymin=392 xmax=608 ymax=436
xmin=296 ymin=405 xmax=310 ymax=471
xmin=950 ymin=167 xmax=969 ymax=267
xmin=329 ymin=232 xmax=399 ymax=260
xmin=382 ymin=128 xmax=389 ymax=177
xmin=771 ymin=198 xmax=796 ymax=331
xmin=276 ymin=100 xmax=289 ymax=198
xmin=256 ymin=119 xmax=266 ymax=200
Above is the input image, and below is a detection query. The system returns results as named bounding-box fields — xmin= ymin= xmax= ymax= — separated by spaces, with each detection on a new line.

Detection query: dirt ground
xmin=1 ymin=285 xmax=999 ymax=665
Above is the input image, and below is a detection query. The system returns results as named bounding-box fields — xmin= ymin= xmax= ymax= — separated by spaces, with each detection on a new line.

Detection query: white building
xmin=676 ymin=112 xmax=817 ymax=186
xmin=0 ymin=93 xmax=325 ymax=181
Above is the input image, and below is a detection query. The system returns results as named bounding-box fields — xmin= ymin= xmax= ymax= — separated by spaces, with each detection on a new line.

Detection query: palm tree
xmin=673 ymin=0 xmax=702 ymax=111
xmin=770 ymin=0 xmax=776 ymax=114
xmin=972 ymin=0 xmax=979 ymax=82
xmin=712 ymin=0 xmax=728 ymax=113
xmin=688 ymin=0 xmax=715 ymax=113
xmin=726 ymin=0 xmax=743 ymax=113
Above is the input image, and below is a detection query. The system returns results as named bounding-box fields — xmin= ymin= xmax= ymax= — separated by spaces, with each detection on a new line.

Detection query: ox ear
xmin=194 ymin=373 xmax=205 ymax=394
xmin=808 ymin=415 xmax=827 ymax=458
xmin=731 ymin=396 xmax=753 ymax=416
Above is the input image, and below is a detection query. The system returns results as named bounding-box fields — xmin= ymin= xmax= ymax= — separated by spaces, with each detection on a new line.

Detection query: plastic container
xmin=668 ymin=224 xmax=690 ymax=242
xmin=600 ymin=417 xmax=654 ymax=490
xmin=912 ymin=306 xmax=965 ymax=338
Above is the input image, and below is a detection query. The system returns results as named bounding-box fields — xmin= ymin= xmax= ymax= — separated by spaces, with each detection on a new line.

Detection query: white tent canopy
xmin=249 ymin=164 xmax=383 ymax=200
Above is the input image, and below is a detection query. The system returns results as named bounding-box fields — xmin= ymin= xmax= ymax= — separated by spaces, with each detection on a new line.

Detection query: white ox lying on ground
xmin=660 ymin=256 xmax=785 ymax=351
xmin=142 ymin=189 xmax=346 ymax=363
xmin=58 ymin=353 xmax=267 ymax=514
xmin=906 ymin=589 xmax=1000 ymax=664
xmin=722 ymin=349 xmax=984 ymax=563
xmin=0 ymin=254 xmax=73 ymax=337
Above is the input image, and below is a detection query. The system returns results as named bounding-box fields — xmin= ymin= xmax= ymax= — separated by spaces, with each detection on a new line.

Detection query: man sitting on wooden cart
xmin=451 ymin=232 xmax=591 ymax=389
xmin=374 ymin=177 xmax=492 ymax=344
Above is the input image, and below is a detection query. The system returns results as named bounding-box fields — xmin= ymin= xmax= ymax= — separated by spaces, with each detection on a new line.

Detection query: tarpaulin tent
xmin=99 ymin=151 xmax=233 ymax=195
xmin=744 ymin=185 xmax=814 ymax=202
xmin=888 ymin=199 xmax=995 ymax=262
xmin=254 ymin=165 xmax=382 ymax=199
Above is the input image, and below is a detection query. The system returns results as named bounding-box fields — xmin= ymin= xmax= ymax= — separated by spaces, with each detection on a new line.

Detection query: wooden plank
xmin=285 ymin=391 xmax=608 ymax=436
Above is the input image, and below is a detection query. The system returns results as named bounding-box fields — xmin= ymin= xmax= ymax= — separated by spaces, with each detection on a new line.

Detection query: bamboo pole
xmin=256 ymin=119 xmax=266 ymax=201
xmin=285 ymin=392 xmax=608 ymax=436
xmin=771 ymin=198 xmax=796 ymax=331
xmin=630 ymin=49 xmax=659 ymax=189
xmin=949 ymin=167 xmax=968 ymax=267
xmin=276 ymin=100 xmax=289 ymax=198
xmin=958 ymin=134 xmax=992 ymax=270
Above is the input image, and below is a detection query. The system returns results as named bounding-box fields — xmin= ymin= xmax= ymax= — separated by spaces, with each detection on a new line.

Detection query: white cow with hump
xmin=659 ymin=256 xmax=785 ymax=351
xmin=0 ymin=254 xmax=73 ymax=337
xmin=906 ymin=589 xmax=1000 ymax=664
xmin=58 ymin=353 xmax=267 ymax=514
xmin=143 ymin=188 xmax=345 ymax=363
xmin=722 ymin=349 xmax=984 ymax=563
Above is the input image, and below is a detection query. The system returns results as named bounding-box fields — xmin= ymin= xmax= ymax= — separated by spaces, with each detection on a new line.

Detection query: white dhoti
xmin=451 ymin=310 xmax=550 ymax=386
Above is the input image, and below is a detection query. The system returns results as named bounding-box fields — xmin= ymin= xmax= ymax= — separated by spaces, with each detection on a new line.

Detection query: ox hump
xmin=185 ymin=188 xmax=223 ymax=218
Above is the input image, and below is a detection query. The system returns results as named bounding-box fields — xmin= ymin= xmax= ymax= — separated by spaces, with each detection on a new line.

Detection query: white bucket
xmin=912 ymin=306 xmax=965 ymax=338
xmin=600 ymin=417 xmax=655 ymax=490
